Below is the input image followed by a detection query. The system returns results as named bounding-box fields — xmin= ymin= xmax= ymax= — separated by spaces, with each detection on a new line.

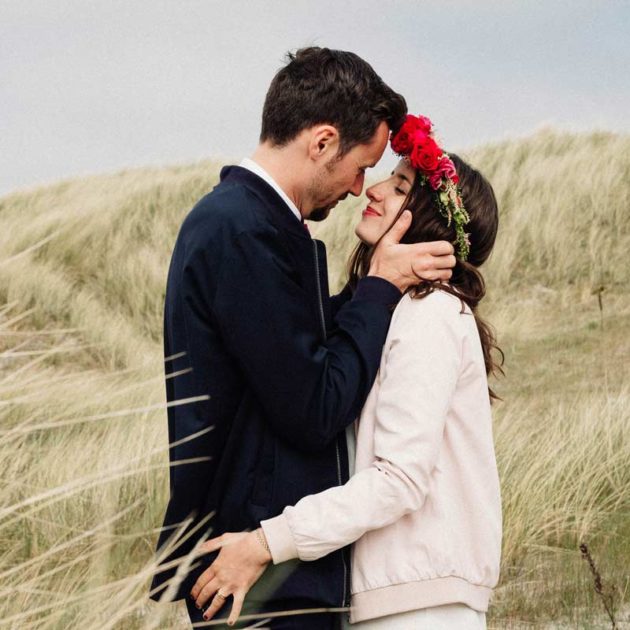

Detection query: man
xmin=150 ymin=47 xmax=455 ymax=629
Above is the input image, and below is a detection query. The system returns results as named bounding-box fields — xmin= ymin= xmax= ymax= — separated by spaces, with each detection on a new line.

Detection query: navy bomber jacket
xmin=150 ymin=165 xmax=402 ymax=609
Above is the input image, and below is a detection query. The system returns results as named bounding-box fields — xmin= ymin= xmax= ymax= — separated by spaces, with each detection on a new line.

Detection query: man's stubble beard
xmin=307 ymin=206 xmax=332 ymax=222
xmin=305 ymin=159 xmax=338 ymax=223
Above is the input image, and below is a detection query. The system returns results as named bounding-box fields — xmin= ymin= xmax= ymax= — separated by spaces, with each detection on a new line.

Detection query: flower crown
xmin=390 ymin=114 xmax=470 ymax=261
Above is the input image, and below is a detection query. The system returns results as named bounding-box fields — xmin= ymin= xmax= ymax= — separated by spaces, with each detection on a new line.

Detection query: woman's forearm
xmin=261 ymin=294 xmax=462 ymax=563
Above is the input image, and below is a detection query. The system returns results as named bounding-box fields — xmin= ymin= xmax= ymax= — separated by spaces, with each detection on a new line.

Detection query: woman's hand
xmin=190 ymin=529 xmax=272 ymax=625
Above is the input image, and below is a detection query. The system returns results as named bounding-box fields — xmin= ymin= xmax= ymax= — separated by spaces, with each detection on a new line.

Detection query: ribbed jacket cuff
xmin=260 ymin=515 xmax=298 ymax=564
xmin=353 ymin=276 xmax=402 ymax=306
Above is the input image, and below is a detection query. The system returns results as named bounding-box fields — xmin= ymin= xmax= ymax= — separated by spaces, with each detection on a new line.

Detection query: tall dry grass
xmin=0 ymin=130 xmax=628 ymax=628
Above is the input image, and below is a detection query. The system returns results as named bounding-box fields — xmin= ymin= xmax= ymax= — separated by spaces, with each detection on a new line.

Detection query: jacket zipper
xmin=312 ymin=240 xmax=350 ymax=609
xmin=312 ymin=240 xmax=327 ymax=339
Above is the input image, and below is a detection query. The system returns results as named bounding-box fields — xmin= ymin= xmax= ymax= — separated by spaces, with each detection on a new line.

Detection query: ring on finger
xmin=215 ymin=590 xmax=228 ymax=601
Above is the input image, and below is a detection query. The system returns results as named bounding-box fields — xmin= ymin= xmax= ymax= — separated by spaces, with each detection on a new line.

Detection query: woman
xmin=190 ymin=114 xmax=503 ymax=629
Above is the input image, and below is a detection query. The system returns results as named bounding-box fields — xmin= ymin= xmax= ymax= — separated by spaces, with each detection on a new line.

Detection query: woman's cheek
xmin=356 ymin=219 xmax=379 ymax=246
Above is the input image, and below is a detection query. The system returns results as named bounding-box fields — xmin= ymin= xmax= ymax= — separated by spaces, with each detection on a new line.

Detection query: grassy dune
xmin=0 ymin=130 xmax=628 ymax=628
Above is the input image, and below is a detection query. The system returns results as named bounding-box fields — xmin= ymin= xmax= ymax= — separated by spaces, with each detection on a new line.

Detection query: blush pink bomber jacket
xmin=260 ymin=290 xmax=502 ymax=623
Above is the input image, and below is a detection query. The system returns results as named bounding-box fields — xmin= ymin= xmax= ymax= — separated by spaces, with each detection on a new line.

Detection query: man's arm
xmin=181 ymin=208 xmax=453 ymax=453
xmin=204 ymin=225 xmax=400 ymax=452
xmin=329 ymin=282 xmax=353 ymax=320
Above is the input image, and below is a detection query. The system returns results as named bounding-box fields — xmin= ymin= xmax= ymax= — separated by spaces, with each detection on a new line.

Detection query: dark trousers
xmin=185 ymin=596 xmax=345 ymax=629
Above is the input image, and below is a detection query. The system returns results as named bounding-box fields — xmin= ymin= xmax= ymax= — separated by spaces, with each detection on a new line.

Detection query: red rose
xmin=391 ymin=114 xmax=434 ymax=154
xmin=410 ymin=136 xmax=441 ymax=172
xmin=416 ymin=115 xmax=433 ymax=134
xmin=411 ymin=129 xmax=430 ymax=148
xmin=391 ymin=127 xmax=413 ymax=154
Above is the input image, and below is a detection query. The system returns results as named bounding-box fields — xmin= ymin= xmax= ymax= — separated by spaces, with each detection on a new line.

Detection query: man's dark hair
xmin=260 ymin=47 xmax=407 ymax=155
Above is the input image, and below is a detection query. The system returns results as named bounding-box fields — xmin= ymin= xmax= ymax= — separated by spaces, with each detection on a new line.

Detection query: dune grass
xmin=0 ymin=130 xmax=628 ymax=628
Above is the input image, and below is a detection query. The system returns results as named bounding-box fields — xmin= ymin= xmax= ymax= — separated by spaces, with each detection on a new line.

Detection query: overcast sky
xmin=1 ymin=0 xmax=628 ymax=196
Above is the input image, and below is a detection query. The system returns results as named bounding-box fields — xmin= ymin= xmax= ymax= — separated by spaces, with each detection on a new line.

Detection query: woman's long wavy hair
xmin=348 ymin=154 xmax=504 ymax=400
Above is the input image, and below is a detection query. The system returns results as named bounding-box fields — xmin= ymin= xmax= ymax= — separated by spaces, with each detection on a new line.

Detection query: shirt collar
xmin=239 ymin=158 xmax=302 ymax=223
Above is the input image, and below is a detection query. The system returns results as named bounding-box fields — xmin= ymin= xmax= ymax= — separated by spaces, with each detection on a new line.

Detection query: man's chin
xmin=308 ymin=203 xmax=337 ymax=222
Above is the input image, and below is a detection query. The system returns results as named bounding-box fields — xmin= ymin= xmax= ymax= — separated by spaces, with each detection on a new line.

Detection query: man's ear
xmin=307 ymin=125 xmax=340 ymax=161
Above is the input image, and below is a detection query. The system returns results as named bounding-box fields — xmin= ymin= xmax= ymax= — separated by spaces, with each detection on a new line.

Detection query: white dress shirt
xmin=239 ymin=158 xmax=302 ymax=223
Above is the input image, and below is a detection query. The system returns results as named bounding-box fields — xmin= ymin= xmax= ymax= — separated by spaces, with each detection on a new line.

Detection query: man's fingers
xmin=433 ymin=268 xmax=453 ymax=282
xmin=415 ymin=268 xmax=453 ymax=282
xmin=428 ymin=253 xmax=456 ymax=270
xmin=414 ymin=239 xmax=455 ymax=257
xmin=410 ymin=248 xmax=456 ymax=282
xmin=227 ymin=592 xmax=245 ymax=626
xmin=381 ymin=209 xmax=412 ymax=244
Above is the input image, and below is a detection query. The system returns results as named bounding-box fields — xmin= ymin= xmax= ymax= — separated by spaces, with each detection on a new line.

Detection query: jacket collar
xmin=220 ymin=165 xmax=310 ymax=239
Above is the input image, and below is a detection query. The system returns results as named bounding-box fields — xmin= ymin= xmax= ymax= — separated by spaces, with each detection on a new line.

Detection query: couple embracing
xmin=150 ymin=47 xmax=502 ymax=629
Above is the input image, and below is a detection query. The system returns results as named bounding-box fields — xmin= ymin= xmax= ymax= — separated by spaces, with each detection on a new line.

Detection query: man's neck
xmin=250 ymin=145 xmax=308 ymax=217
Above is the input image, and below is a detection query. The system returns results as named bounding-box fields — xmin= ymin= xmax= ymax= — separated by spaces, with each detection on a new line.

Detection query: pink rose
xmin=428 ymin=171 xmax=444 ymax=190
xmin=437 ymin=156 xmax=458 ymax=183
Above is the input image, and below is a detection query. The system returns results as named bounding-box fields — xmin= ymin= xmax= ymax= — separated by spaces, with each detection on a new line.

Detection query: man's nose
xmin=349 ymin=174 xmax=365 ymax=197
